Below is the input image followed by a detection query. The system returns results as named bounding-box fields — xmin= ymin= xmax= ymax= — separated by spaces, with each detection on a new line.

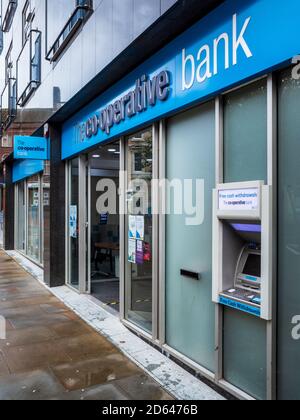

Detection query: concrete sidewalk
xmin=0 ymin=251 xmax=172 ymax=400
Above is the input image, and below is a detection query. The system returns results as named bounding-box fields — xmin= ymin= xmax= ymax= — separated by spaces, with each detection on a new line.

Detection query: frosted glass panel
xmin=224 ymin=80 xmax=267 ymax=183
xmin=277 ymin=68 xmax=300 ymax=400
xmin=223 ymin=79 xmax=267 ymax=399
xmin=224 ymin=308 xmax=267 ymax=400
xmin=165 ymin=103 xmax=215 ymax=372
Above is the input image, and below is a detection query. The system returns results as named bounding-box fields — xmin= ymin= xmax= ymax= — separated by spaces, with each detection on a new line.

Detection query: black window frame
xmin=1 ymin=0 xmax=18 ymax=33
xmin=17 ymin=29 xmax=42 ymax=107
xmin=22 ymin=0 xmax=34 ymax=46
xmin=0 ymin=76 xmax=17 ymax=130
xmin=45 ymin=0 xmax=93 ymax=62
xmin=5 ymin=42 xmax=13 ymax=85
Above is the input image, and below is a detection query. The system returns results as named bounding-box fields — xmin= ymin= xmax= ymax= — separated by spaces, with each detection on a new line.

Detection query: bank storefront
xmin=13 ymin=137 xmax=50 ymax=267
xmin=59 ymin=0 xmax=300 ymax=400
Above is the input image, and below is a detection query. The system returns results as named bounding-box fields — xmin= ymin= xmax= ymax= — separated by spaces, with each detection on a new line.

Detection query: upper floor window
xmin=5 ymin=42 xmax=13 ymax=84
xmin=22 ymin=0 xmax=34 ymax=45
xmin=46 ymin=0 xmax=93 ymax=62
xmin=0 ymin=76 xmax=17 ymax=130
xmin=1 ymin=135 xmax=13 ymax=148
xmin=17 ymin=29 xmax=41 ymax=107
xmin=1 ymin=0 xmax=18 ymax=32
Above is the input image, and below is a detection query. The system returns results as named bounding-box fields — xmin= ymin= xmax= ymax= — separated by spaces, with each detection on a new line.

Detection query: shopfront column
xmin=45 ymin=124 xmax=65 ymax=287
xmin=3 ymin=161 xmax=14 ymax=251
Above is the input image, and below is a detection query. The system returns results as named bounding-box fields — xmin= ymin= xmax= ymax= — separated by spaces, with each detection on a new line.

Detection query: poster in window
xmin=129 ymin=215 xmax=137 ymax=239
xmin=69 ymin=205 xmax=77 ymax=239
xmin=128 ymin=239 xmax=136 ymax=264
xmin=136 ymin=216 xmax=145 ymax=241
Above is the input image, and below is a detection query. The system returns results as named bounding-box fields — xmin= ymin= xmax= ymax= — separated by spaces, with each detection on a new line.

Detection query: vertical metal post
xmin=215 ymin=96 xmax=224 ymax=382
xmin=78 ymin=155 xmax=87 ymax=294
xmin=158 ymin=120 xmax=166 ymax=345
xmin=119 ymin=137 xmax=126 ymax=320
xmin=152 ymin=123 xmax=159 ymax=342
xmin=266 ymin=73 xmax=277 ymax=401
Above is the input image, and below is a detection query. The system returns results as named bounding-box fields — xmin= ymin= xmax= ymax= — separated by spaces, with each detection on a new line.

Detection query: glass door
xmin=87 ymin=142 xmax=121 ymax=311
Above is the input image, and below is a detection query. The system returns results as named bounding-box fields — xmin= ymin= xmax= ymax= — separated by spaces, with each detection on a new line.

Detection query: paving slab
xmin=0 ymin=251 xmax=173 ymax=400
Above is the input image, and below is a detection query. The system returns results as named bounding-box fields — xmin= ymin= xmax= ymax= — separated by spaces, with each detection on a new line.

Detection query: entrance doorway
xmin=88 ymin=142 xmax=120 ymax=312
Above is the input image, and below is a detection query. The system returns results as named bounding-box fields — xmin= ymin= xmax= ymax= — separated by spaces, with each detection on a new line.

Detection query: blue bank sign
xmin=62 ymin=0 xmax=300 ymax=159
xmin=14 ymin=136 xmax=48 ymax=160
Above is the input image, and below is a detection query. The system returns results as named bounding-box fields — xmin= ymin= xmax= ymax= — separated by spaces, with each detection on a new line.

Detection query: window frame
xmin=17 ymin=29 xmax=42 ymax=107
xmin=45 ymin=0 xmax=93 ymax=63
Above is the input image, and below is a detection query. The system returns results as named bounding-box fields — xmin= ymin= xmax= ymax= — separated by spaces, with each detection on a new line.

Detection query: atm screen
xmin=231 ymin=223 xmax=261 ymax=233
xmin=243 ymin=254 xmax=261 ymax=278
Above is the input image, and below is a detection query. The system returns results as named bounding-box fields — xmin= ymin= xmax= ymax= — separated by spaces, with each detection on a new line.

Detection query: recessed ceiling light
xmin=108 ymin=148 xmax=117 ymax=153
xmin=92 ymin=154 xmax=100 ymax=158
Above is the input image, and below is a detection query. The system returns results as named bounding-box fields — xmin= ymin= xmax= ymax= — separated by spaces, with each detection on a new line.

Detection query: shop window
xmin=17 ymin=30 xmax=41 ymax=107
xmin=27 ymin=175 xmax=40 ymax=262
xmin=45 ymin=0 xmax=93 ymax=62
xmin=222 ymin=79 xmax=268 ymax=400
xmin=1 ymin=0 xmax=18 ymax=33
xmin=125 ymin=127 xmax=154 ymax=333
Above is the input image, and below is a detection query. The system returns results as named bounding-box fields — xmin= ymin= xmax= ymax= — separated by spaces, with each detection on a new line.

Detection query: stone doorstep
xmin=4 ymin=250 xmax=225 ymax=401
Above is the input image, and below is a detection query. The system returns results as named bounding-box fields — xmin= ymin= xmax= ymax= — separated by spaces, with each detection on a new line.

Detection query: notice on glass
xmin=69 ymin=205 xmax=77 ymax=239
xmin=129 ymin=215 xmax=137 ymax=239
xmin=128 ymin=239 xmax=136 ymax=264
xmin=136 ymin=216 xmax=145 ymax=241
xmin=218 ymin=188 xmax=259 ymax=211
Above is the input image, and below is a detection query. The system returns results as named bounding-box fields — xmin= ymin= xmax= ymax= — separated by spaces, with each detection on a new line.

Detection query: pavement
xmin=0 ymin=251 xmax=173 ymax=400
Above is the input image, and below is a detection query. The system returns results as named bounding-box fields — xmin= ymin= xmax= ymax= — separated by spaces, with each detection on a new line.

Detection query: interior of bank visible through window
xmin=88 ymin=142 xmax=120 ymax=312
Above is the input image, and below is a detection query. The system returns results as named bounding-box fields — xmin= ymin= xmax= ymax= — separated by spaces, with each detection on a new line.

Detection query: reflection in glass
xmin=27 ymin=176 xmax=40 ymax=262
xmin=126 ymin=128 xmax=153 ymax=333
xmin=224 ymin=79 xmax=267 ymax=183
xmin=69 ymin=158 xmax=79 ymax=289
xmin=277 ymin=68 xmax=300 ymax=400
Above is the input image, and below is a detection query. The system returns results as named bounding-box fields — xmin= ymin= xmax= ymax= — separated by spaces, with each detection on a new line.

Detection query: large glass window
xmin=223 ymin=80 xmax=268 ymax=400
xmin=15 ymin=172 xmax=48 ymax=267
xmin=27 ymin=175 xmax=40 ymax=262
xmin=126 ymin=128 xmax=153 ymax=333
xmin=42 ymin=165 xmax=51 ymax=266
xmin=224 ymin=79 xmax=268 ymax=183
xmin=277 ymin=68 xmax=300 ymax=400
xmin=46 ymin=0 xmax=75 ymax=51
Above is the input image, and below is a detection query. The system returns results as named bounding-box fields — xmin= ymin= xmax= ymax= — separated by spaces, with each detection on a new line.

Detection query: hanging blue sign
xmin=14 ymin=136 xmax=48 ymax=160
xmin=12 ymin=159 xmax=44 ymax=183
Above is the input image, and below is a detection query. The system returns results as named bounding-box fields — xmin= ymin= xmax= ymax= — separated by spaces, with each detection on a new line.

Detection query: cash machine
xmin=212 ymin=181 xmax=273 ymax=320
